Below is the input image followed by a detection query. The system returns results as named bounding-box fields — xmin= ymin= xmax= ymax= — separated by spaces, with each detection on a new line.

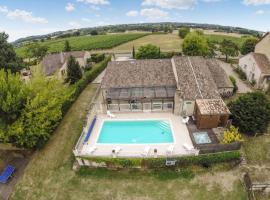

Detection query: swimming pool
xmin=97 ymin=120 xmax=174 ymax=144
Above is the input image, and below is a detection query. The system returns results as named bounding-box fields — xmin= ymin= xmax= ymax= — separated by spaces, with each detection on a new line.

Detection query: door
xmin=182 ymin=101 xmax=195 ymax=116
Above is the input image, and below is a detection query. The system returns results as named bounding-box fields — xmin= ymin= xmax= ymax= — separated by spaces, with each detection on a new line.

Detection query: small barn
xmin=195 ymin=99 xmax=231 ymax=129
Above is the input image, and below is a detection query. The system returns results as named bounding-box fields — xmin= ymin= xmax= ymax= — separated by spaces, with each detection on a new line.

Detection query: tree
xmin=26 ymin=43 xmax=48 ymax=62
xmin=219 ymin=39 xmax=239 ymax=62
xmin=136 ymin=44 xmax=160 ymax=59
xmin=240 ymin=37 xmax=258 ymax=55
xmin=0 ymin=32 xmax=24 ymax=73
xmin=132 ymin=46 xmax=135 ymax=58
xmin=228 ymin=92 xmax=270 ymax=136
xmin=0 ymin=69 xmax=28 ymax=123
xmin=207 ymin=40 xmax=217 ymax=58
xmin=64 ymin=40 xmax=71 ymax=52
xmin=178 ymin=27 xmax=190 ymax=39
xmin=182 ymin=32 xmax=209 ymax=56
xmin=66 ymin=56 xmax=82 ymax=84
xmin=90 ymin=30 xmax=98 ymax=36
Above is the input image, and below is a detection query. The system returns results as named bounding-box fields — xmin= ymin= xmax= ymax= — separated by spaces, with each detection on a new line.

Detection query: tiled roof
xmin=196 ymin=99 xmax=231 ymax=115
xmin=251 ymin=53 xmax=270 ymax=74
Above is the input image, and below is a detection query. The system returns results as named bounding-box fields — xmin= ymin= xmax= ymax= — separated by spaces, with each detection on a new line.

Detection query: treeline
xmin=13 ymin=22 xmax=263 ymax=46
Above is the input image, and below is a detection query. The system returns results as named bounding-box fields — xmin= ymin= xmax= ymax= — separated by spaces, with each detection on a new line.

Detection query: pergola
xmin=106 ymin=86 xmax=176 ymax=101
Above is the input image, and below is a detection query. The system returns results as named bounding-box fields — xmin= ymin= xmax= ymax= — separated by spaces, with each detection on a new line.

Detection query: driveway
xmin=218 ymin=61 xmax=252 ymax=93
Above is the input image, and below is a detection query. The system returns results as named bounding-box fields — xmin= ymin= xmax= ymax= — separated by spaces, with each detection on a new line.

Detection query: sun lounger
xmin=107 ymin=111 xmax=116 ymax=118
xmin=166 ymin=144 xmax=174 ymax=155
xmin=87 ymin=146 xmax=97 ymax=154
xmin=141 ymin=146 xmax=151 ymax=157
xmin=0 ymin=165 xmax=15 ymax=184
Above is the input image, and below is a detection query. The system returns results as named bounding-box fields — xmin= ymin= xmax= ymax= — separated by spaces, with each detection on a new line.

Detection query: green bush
xmin=229 ymin=76 xmax=238 ymax=93
xmin=90 ymin=53 xmax=105 ymax=63
xmin=81 ymin=151 xmax=241 ymax=169
xmin=234 ymin=67 xmax=247 ymax=80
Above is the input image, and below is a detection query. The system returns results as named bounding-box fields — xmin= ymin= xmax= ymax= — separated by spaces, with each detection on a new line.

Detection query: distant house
xmin=41 ymin=51 xmax=91 ymax=76
xmin=239 ymin=52 xmax=270 ymax=90
xmin=255 ymin=32 xmax=270 ymax=61
xmin=101 ymin=56 xmax=233 ymax=128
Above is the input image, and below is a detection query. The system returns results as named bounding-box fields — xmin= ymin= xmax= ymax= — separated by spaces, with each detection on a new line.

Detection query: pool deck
xmin=79 ymin=113 xmax=198 ymax=158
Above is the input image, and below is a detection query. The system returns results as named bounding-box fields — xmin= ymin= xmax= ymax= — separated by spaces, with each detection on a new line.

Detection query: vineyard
xmin=15 ymin=33 xmax=149 ymax=58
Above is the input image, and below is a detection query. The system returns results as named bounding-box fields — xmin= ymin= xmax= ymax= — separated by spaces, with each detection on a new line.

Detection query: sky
xmin=0 ymin=0 xmax=270 ymax=42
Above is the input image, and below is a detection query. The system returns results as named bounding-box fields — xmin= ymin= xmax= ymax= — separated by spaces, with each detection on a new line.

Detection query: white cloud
xmin=77 ymin=0 xmax=110 ymax=5
xmin=65 ymin=3 xmax=75 ymax=12
xmin=142 ymin=0 xmax=196 ymax=10
xmin=255 ymin=9 xmax=265 ymax=14
xmin=68 ymin=21 xmax=82 ymax=28
xmin=140 ymin=8 xmax=169 ymax=20
xmin=81 ymin=17 xmax=92 ymax=22
xmin=126 ymin=10 xmax=139 ymax=17
xmin=202 ymin=0 xmax=222 ymax=2
xmin=6 ymin=9 xmax=48 ymax=23
xmin=0 ymin=6 xmax=8 ymax=13
xmin=0 ymin=5 xmax=48 ymax=24
xmin=243 ymin=0 xmax=270 ymax=5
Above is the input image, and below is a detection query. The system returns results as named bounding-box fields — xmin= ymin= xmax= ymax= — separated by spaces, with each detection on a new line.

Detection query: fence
xmin=198 ymin=142 xmax=241 ymax=154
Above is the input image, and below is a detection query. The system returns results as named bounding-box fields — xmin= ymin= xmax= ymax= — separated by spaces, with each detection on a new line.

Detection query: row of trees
xmin=181 ymin=31 xmax=257 ymax=61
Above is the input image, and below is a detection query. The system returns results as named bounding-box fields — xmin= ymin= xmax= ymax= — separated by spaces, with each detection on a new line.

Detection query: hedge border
xmin=78 ymin=150 xmax=241 ymax=169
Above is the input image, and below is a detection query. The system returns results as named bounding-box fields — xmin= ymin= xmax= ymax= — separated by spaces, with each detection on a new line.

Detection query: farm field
xmin=112 ymin=33 xmax=183 ymax=53
xmin=15 ymin=33 xmax=149 ymax=58
xmin=204 ymin=34 xmax=247 ymax=48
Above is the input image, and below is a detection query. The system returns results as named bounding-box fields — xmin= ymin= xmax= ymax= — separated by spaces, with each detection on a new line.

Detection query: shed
xmin=195 ymin=99 xmax=231 ymax=129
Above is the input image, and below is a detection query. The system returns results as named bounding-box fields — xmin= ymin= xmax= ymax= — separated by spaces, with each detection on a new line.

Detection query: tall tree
xmin=65 ymin=56 xmax=82 ymax=84
xmin=182 ymin=32 xmax=209 ymax=56
xmin=240 ymin=37 xmax=258 ymax=55
xmin=178 ymin=27 xmax=190 ymax=39
xmin=0 ymin=32 xmax=24 ymax=73
xmin=26 ymin=43 xmax=48 ymax=62
xmin=220 ymin=39 xmax=239 ymax=62
xmin=136 ymin=44 xmax=160 ymax=59
xmin=64 ymin=40 xmax=71 ymax=52
xmin=132 ymin=46 xmax=135 ymax=58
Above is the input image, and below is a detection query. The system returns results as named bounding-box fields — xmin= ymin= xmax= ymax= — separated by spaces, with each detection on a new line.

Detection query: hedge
xmin=62 ymin=56 xmax=111 ymax=114
xmin=79 ymin=150 xmax=241 ymax=169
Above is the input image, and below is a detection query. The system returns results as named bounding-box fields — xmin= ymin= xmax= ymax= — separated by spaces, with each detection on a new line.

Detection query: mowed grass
xmin=112 ymin=33 xmax=183 ymax=52
xmin=15 ymin=33 xmax=148 ymax=58
xmin=10 ymin=81 xmax=247 ymax=200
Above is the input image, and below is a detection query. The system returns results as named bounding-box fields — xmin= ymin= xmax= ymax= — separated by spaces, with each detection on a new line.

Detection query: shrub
xmin=222 ymin=126 xmax=243 ymax=144
xmin=228 ymin=92 xmax=270 ymax=135
xmin=136 ymin=44 xmax=160 ymax=59
xmin=91 ymin=53 xmax=105 ymax=63
xmin=234 ymin=67 xmax=247 ymax=80
xmin=229 ymin=76 xmax=238 ymax=93
xmin=182 ymin=32 xmax=209 ymax=56
xmin=178 ymin=27 xmax=190 ymax=39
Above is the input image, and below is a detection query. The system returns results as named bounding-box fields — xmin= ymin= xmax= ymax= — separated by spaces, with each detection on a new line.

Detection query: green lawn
xmin=204 ymin=34 xmax=247 ymax=48
xmin=10 ymin=80 xmax=248 ymax=200
xmin=15 ymin=33 xmax=148 ymax=58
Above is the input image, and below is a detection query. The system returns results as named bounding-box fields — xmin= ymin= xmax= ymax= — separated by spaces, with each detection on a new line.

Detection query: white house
xmin=239 ymin=52 xmax=270 ymax=90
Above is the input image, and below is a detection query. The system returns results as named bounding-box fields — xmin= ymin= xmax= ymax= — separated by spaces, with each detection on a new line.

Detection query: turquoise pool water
xmin=97 ymin=120 xmax=174 ymax=144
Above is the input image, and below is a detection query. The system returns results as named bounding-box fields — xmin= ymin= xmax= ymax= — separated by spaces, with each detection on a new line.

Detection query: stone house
xmin=41 ymin=51 xmax=91 ymax=76
xmin=255 ymin=32 xmax=270 ymax=61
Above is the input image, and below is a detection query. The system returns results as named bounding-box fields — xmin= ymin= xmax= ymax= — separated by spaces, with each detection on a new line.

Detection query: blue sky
xmin=0 ymin=0 xmax=270 ymax=41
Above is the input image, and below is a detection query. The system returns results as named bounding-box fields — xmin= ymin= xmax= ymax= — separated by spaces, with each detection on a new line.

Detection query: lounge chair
xmin=141 ymin=146 xmax=151 ymax=157
xmin=182 ymin=116 xmax=189 ymax=124
xmin=87 ymin=146 xmax=97 ymax=154
xmin=166 ymin=144 xmax=174 ymax=155
xmin=183 ymin=143 xmax=195 ymax=151
xmin=0 ymin=165 xmax=15 ymax=184
xmin=107 ymin=111 xmax=116 ymax=118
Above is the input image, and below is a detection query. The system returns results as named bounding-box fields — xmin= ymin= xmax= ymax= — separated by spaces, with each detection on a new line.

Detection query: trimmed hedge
xmin=80 ymin=151 xmax=241 ymax=169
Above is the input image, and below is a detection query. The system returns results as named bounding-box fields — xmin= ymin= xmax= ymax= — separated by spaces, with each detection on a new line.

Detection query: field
xmin=112 ymin=33 xmax=183 ymax=52
xmin=15 ymin=33 xmax=148 ymax=58
xmin=204 ymin=34 xmax=247 ymax=48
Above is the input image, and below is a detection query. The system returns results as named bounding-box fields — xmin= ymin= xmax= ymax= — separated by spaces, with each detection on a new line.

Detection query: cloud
xmin=201 ymin=0 xmax=222 ymax=2
xmin=65 ymin=3 xmax=75 ymax=12
xmin=90 ymin=5 xmax=100 ymax=10
xmin=81 ymin=17 xmax=92 ymax=22
xmin=0 ymin=5 xmax=48 ymax=24
xmin=243 ymin=0 xmax=270 ymax=5
xmin=140 ymin=8 xmax=169 ymax=20
xmin=68 ymin=21 xmax=82 ymax=28
xmin=255 ymin=9 xmax=265 ymax=14
xmin=142 ymin=0 xmax=196 ymax=10
xmin=126 ymin=10 xmax=139 ymax=17
xmin=77 ymin=0 xmax=110 ymax=5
